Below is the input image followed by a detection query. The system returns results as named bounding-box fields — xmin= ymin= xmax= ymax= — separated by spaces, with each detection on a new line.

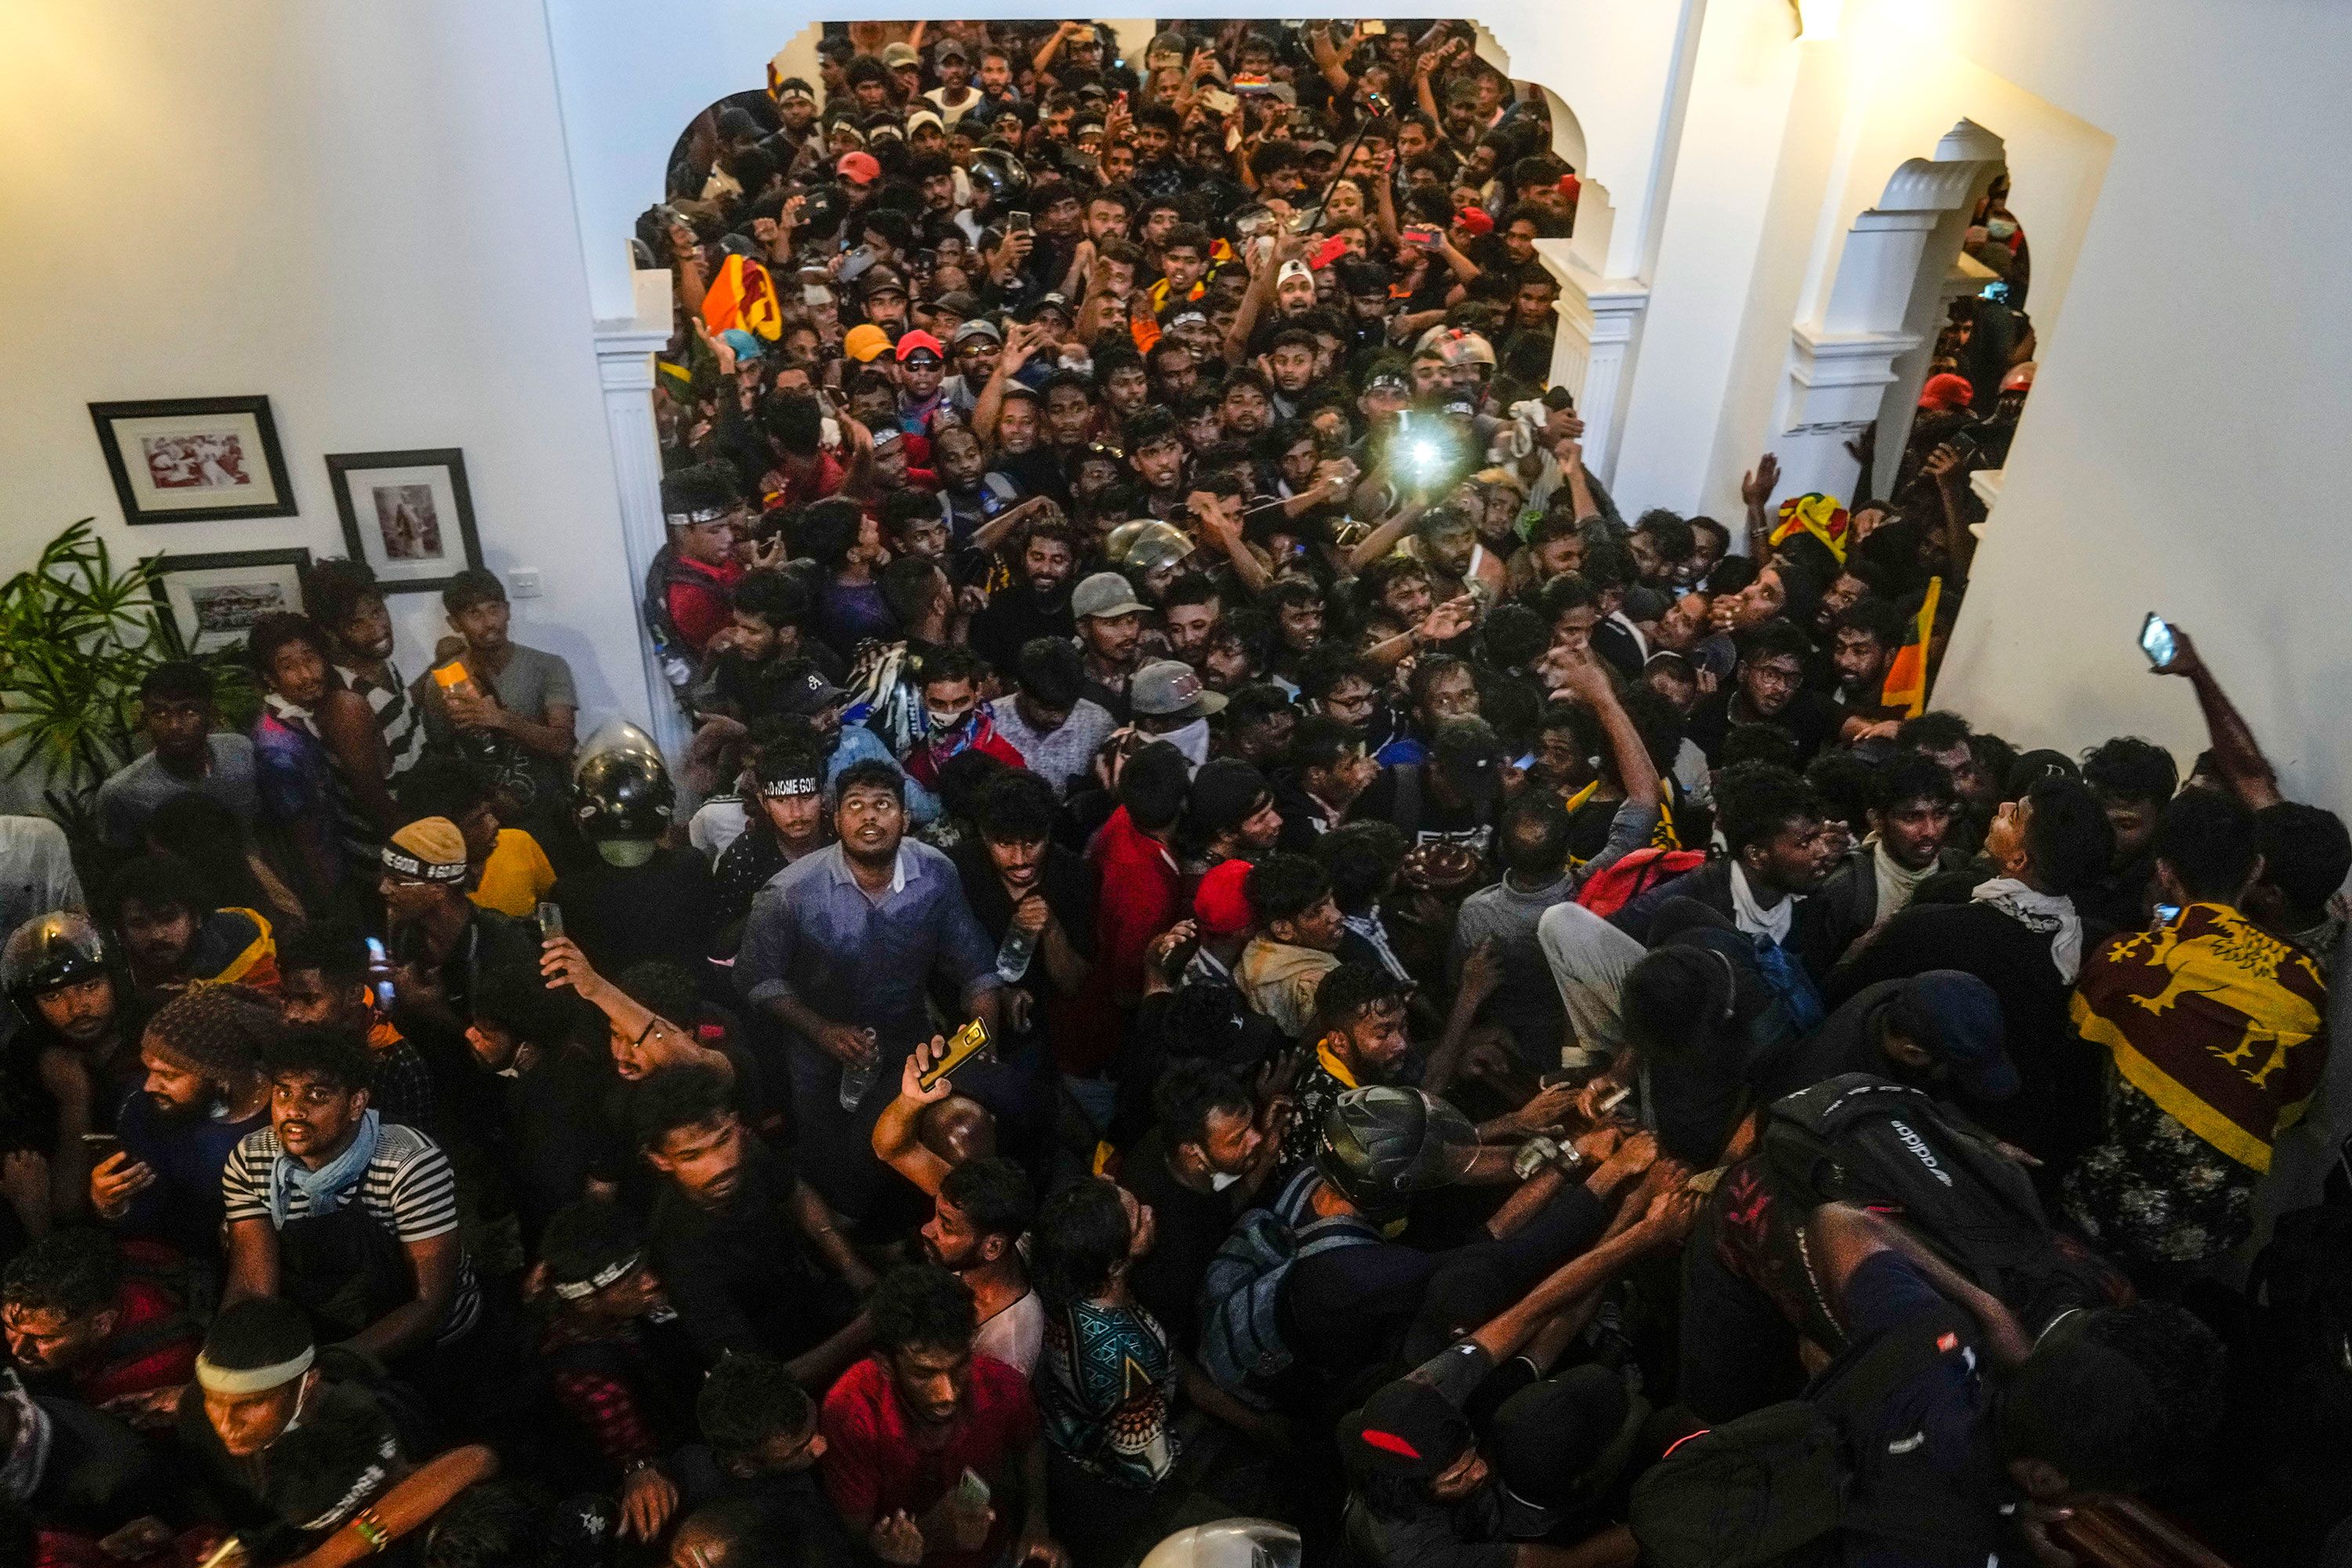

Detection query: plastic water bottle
xmin=996 ymin=923 xmax=1037 ymax=984
xmin=837 ymin=1027 xmax=880 ymax=1111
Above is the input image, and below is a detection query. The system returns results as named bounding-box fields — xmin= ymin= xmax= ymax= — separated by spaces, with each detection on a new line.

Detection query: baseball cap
xmin=1188 ymin=760 xmax=1272 ymax=837
xmin=953 ymin=316 xmax=1004 ymax=346
xmin=844 ymin=324 xmax=893 ymax=363
xmin=1276 ymin=259 xmax=1315 ymax=289
xmin=1889 ymin=971 xmax=2016 ymax=1101
xmin=836 ymin=151 xmax=881 ymax=187
xmin=1343 ymin=1374 xmax=1476 ymax=1484
xmin=895 ymin=329 xmax=946 ymax=363
xmin=861 ymin=267 xmax=909 ymax=300
xmin=933 ymin=36 xmax=969 ymax=61
xmin=774 ymin=660 xmax=848 ymax=717
xmin=907 ymin=109 xmax=946 ymax=136
xmin=1454 ymin=206 xmax=1494 ymax=236
xmin=1193 ymin=859 xmax=1255 ymax=938
xmin=881 ymin=42 xmax=920 ymax=68
xmin=931 ymin=289 xmax=981 ymax=321
xmin=1071 ymin=572 xmax=1147 ymax=620
xmin=1131 ymin=659 xmax=1226 ymax=721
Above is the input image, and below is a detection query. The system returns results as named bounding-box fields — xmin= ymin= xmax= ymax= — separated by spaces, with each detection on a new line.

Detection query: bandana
xmin=386 ymin=816 xmax=470 ymax=883
xmin=551 ymin=1252 xmax=644 ymax=1301
xmin=758 ymin=775 xmax=822 ymax=799
xmin=665 ymin=506 xmax=731 ymax=528
xmin=195 ymin=1345 xmax=316 ymax=1396
xmin=1972 ymin=876 xmax=2084 ymax=982
xmin=379 ymin=845 xmax=466 ymax=884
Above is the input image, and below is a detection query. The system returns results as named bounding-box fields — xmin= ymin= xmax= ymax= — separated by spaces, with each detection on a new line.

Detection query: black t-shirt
xmin=497 ymin=1042 xmax=627 ymax=1243
xmin=1118 ymin=1127 xmax=1239 ymax=1352
xmin=1686 ymin=685 xmax=1843 ymax=766
xmin=970 ymin=587 xmax=1076 ymax=675
xmin=552 ymin=847 xmax=718 ymax=978
xmin=1351 ymin=764 xmax=1496 ymax=855
xmin=647 ymin=1137 xmax=829 ymax=1364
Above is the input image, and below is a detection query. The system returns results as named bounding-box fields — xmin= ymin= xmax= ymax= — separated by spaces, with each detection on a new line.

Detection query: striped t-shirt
xmin=221 ymin=1121 xmax=481 ymax=1342
xmin=338 ymin=659 xmax=423 ymax=779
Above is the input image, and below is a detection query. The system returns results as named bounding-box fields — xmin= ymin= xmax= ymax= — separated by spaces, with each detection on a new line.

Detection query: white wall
xmin=0 ymin=0 xmax=653 ymax=798
xmin=1884 ymin=0 xmax=2352 ymax=814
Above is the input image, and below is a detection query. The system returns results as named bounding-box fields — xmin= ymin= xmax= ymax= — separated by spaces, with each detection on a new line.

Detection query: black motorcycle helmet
xmin=1316 ymin=1086 xmax=1479 ymax=1217
xmin=571 ymin=721 xmax=674 ymax=843
xmin=2 ymin=912 xmax=109 ymax=1005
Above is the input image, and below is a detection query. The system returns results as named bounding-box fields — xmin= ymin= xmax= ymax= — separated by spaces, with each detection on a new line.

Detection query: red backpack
xmin=1574 ymin=846 xmax=1706 ymax=919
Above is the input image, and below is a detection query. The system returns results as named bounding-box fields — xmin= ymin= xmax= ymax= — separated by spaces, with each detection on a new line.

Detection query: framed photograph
xmin=147 ymin=547 xmax=314 ymax=655
xmin=89 ymin=396 xmax=297 ymax=524
xmin=324 ymin=448 xmax=484 ymax=594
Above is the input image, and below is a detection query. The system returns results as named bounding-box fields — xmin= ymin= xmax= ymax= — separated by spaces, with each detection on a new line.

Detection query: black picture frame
xmin=145 ymin=546 xmax=314 ymax=656
xmin=89 ymin=395 xmax=297 ymax=524
xmin=324 ymin=448 xmax=485 ymax=594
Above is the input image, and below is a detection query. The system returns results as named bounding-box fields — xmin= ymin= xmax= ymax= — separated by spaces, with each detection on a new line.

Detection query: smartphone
xmin=2138 ymin=612 xmax=2176 ymax=670
xmin=953 ymin=1465 xmax=993 ymax=1509
xmin=1598 ymin=1083 xmax=1633 ymax=1116
xmin=1400 ymin=223 xmax=1441 ymax=249
xmin=1005 ymin=210 xmax=1033 ymax=234
xmin=536 ymin=902 xmax=565 ymax=942
xmin=364 ymin=936 xmax=397 ymax=1011
xmin=918 ymin=1017 xmax=994 ymax=1092
xmin=81 ymin=1132 xmax=123 ymax=1161
xmin=1200 ymin=87 xmax=1240 ymax=118
xmin=1362 ymin=18 xmax=1388 ymax=34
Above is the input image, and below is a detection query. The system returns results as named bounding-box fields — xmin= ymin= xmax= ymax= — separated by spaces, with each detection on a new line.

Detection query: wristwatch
xmin=1512 ymin=1135 xmax=1584 ymax=1182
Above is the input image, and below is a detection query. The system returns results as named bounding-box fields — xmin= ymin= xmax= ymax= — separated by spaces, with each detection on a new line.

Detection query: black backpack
xmin=1761 ymin=1073 xmax=2123 ymax=1342
xmin=1629 ymin=1301 xmax=2000 ymax=1568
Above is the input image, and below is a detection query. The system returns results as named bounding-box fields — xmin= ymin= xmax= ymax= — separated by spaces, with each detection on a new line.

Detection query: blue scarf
xmin=267 ymin=1109 xmax=382 ymax=1228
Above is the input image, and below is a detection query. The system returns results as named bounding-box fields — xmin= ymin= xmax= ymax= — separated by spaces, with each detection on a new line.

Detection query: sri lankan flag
xmin=2071 ymin=903 xmax=2330 ymax=1172
xmin=1878 ymin=575 xmax=1941 ymax=717
xmin=701 ymin=254 xmax=782 ymax=340
xmin=1769 ymin=492 xmax=1851 ymax=563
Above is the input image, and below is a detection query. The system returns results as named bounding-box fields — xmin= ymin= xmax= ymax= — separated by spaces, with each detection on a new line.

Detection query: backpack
xmin=1575 ymin=846 xmax=1706 ymax=919
xmin=1630 ymin=1301 xmax=1994 ymax=1568
xmin=1196 ymin=1169 xmax=1380 ymax=1393
xmin=1762 ymin=1074 xmax=2123 ymax=1341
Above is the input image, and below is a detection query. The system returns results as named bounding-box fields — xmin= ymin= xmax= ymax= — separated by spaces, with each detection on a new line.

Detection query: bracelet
xmin=351 ymin=1510 xmax=391 ymax=1555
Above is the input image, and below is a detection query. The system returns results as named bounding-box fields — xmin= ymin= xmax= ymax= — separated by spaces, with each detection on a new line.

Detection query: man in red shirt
xmin=2 ymin=1230 xmax=197 ymax=1417
xmin=648 ymin=462 xmax=749 ymax=668
xmin=904 ymin=648 xmax=1026 ymax=791
xmin=1087 ymin=741 xmax=1192 ymax=1010
xmin=821 ymin=1265 xmax=1066 ymax=1568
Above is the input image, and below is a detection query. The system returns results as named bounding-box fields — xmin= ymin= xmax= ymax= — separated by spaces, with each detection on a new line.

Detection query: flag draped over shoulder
xmin=2071 ymin=903 xmax=2331 ymax=1173
xmin=700 ymin=255 xmax=782 ymax=339
xmin=1878 ymin=575 xmax=1941 ymax=717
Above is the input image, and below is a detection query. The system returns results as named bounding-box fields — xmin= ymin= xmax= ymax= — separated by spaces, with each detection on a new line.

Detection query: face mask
xmin=1986 ymin=218 xmax=2018 ymax=241
xmin=1210 ymin=1171 xmax=1240 ymax=1192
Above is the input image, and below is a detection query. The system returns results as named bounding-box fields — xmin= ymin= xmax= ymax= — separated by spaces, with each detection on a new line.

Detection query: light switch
xmin=508 ymin=568 xmax=543 ymax=598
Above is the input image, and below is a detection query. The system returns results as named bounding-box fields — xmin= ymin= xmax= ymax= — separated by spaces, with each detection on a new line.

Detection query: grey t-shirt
xmin=420 ymin=643 xmax=576 ymax=820
xmin=96 ymin=736 xmax=260 ymax=848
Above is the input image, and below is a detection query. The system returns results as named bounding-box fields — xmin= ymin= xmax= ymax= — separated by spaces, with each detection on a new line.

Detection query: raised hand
xmin=1740 ymin=452 xmax=1781 ymax=509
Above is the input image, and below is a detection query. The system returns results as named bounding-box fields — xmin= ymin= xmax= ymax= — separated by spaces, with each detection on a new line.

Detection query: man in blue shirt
xmin=735 ymin=760 xmax=1001 ymax=1222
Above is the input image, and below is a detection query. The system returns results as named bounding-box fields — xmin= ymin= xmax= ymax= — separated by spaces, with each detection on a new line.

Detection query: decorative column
xmin=1542 ymin=242 xmax=1650 ymax=485
xmin=591 ymin=269 xmax=688 ymax=768
xmin=1769 ymin=119 xmax=2004 ymax=509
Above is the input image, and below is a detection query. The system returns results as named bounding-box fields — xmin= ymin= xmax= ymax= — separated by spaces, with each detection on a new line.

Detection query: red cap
xmin=895 ymin=329 xmax=946 ymax=362
xmin=1918 ymin=372 xmax=1974 ymax=411
xmin=837 ymin=151 xmax=881 ymax=186
xmin=1453 ymin=206 xmax=1494 ymax=236
xmin=1193 ymin=859 xmax=1254 ymax=938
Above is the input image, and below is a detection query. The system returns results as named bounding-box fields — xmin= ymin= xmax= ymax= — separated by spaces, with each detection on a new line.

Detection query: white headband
xmin=195 ymin=1345 xmax=315 ymax=1395
xmin=551 ymin=1252 xmax=644 ymax=1301
xmin=665 ymin=506 xmax=733 ymax=528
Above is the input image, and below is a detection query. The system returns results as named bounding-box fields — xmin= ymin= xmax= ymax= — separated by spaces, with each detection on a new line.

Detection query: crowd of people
xmin=2 ymin=17 xmax=2347 ymax=1568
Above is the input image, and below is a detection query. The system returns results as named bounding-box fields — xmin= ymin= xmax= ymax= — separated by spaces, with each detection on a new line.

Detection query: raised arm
xmin=871 ymin=1039 xmax=958 ymax=1196
xmin=289 ymin=1446 xmax=499 ymax=1568
xmin=2154 ymin=629 xmax=2282 ymax=808
xmin=1740 ymin=452 xmax=1780 ymax=559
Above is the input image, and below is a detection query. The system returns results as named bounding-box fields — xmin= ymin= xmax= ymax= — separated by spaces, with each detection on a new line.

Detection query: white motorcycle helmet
xmin=1138 ymin=1519 xmax=1301 ymax=1568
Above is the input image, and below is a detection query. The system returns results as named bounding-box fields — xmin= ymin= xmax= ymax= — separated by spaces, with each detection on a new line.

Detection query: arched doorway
xmin=1769 ymin=118 xmax=2006 ymax=507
